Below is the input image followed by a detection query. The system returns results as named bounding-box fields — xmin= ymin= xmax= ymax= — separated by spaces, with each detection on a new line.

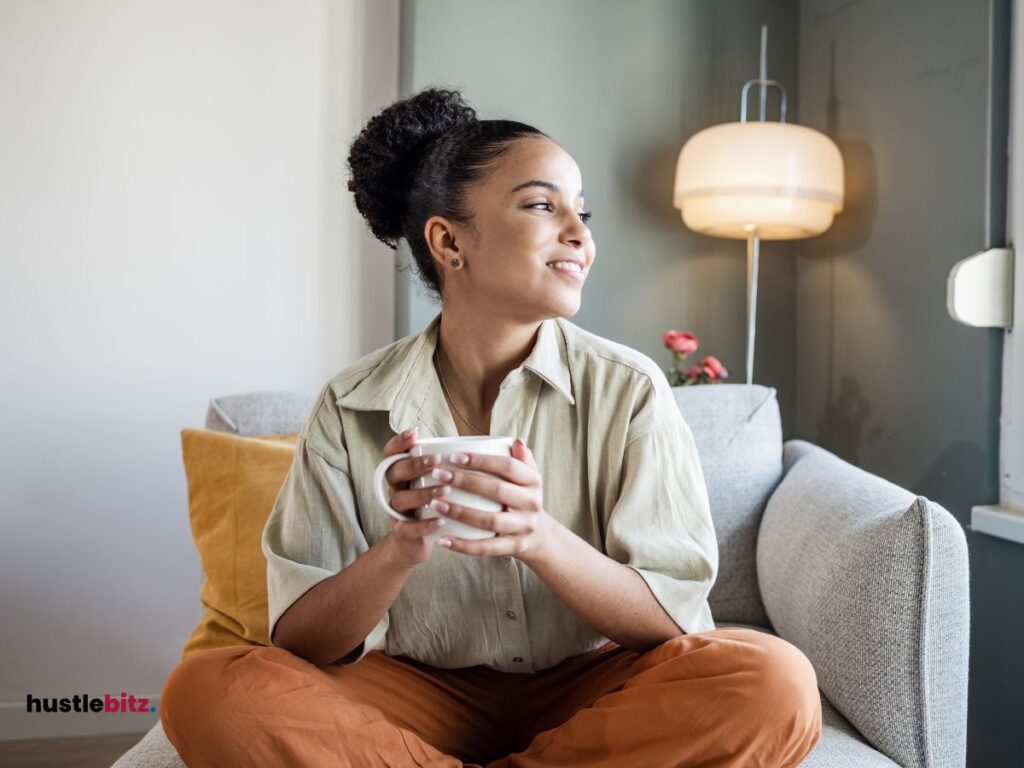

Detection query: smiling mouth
xmin=547 ymin=261 xmax=584 ymax=274
xmin=547 ymin=262 xmax=585 ymax=281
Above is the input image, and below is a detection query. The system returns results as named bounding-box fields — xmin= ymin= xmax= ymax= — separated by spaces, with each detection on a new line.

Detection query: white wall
xmin=0 ymin=0 xmax=398 ymax=739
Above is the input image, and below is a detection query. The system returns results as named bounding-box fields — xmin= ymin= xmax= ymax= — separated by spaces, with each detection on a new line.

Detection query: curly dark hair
xmin=346 ymin=87 xmax=549 ymax=304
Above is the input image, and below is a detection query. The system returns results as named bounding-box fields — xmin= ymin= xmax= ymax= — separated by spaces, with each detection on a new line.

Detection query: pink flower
xmin=685 ymin=364 xmax=703 ymax=380
xmin=702 ymin=355 xmax=728 ymax=381
xmin=662 ymin=330 xmax=699 ymax=356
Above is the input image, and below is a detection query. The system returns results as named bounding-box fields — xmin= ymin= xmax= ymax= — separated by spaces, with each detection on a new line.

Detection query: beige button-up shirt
xmin=262 ymin=311 xmax=718 ymax=673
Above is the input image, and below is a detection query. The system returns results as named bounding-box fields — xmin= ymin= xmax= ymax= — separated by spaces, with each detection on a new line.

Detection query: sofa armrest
xmin=756 ymin=440 xmax=969 ymax=768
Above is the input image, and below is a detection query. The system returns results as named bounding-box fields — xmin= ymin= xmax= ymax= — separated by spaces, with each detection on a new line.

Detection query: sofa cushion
xmin=757 ymin=441 xmax=969 ymax=768
xmin=179 ymin=429 xmax=298 ymax=658
xmin=672 ymin=383 xmax=781 ymax=626
xmin=715 ymin=622 xmax=900 ymax=767
xmin=111 ymin=722 xmax=186 ymax=768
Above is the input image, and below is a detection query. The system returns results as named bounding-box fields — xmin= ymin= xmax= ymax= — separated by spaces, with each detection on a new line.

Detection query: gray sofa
xmin=113 ymin=383 xmax=969 ymax=767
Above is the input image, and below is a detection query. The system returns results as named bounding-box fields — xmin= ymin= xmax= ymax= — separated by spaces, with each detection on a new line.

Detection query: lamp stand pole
xmin=743 ymin=24 xmax=769 ymax=388
xmin=745 ymin=229 xmax=760 ymax=386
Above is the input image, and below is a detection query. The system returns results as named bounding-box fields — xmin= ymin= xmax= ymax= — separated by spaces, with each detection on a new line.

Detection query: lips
xmin=546 ymin=257 xmax=586 ymax=268
xmin=548 ymin=262 xmax=585 ymax=281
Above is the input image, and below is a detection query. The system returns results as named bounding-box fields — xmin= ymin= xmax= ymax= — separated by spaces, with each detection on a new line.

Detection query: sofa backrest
xmin=204 ymin=392 xmax=315 ymax=435
xmin=207 ymin=383 xmax=783 ymax=628
xmin=672 ymin=383 xmax=783 ymax=627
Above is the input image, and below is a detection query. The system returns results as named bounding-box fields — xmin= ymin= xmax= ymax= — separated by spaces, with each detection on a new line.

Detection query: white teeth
xmin=548 ymin=261 xmax=583 ymax=273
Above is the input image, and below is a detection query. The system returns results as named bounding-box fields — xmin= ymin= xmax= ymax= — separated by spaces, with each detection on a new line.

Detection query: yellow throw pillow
xmin=178 ymin=428 xmax=298 ymax=659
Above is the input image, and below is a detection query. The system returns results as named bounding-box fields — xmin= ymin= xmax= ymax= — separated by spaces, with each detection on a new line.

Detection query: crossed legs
xmin=160 ymin=627 xmax=822 ymax=767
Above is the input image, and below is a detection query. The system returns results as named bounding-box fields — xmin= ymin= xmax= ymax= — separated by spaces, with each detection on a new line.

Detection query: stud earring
xmin=450 ymin=257 xmax=461 ymax=268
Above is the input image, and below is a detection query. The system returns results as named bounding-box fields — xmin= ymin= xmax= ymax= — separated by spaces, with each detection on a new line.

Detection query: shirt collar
xmin=336 ymin=311 xmax=575 ymax=436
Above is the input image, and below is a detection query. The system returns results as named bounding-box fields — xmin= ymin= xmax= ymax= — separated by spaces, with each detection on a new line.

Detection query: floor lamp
xmin=673 ymin=26 xmax=844 ymax=385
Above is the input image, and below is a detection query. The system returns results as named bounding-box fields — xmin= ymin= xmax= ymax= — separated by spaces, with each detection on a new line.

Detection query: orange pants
xmin=159 ymin=627 xmax=821 ymax=767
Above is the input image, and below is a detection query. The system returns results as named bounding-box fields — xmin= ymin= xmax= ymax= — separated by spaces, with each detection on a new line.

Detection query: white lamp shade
xmin=674 ymin=122 xmax=844 ymax=240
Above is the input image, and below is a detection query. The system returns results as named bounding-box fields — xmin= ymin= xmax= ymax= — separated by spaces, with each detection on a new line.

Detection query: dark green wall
xmin=796 ymin=1 xmax=1017 ymax=765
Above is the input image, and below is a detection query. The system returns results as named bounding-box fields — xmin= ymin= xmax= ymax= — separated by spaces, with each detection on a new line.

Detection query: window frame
xmin=971 ymin=0 xmax=1024 ymax=543
xmin=1001 ymin=0 xmax=1024 ymax=513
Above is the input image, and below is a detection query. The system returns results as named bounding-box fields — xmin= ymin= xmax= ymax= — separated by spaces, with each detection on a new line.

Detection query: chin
xmin=549 ymin=296 xmax=582 ymax=318
xmin=524 ymin=276 xmax=583 ymax=318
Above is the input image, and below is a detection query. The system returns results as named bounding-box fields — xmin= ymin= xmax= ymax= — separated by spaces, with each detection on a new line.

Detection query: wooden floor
xmin=0 ymin=732 xmax=143 ymax=768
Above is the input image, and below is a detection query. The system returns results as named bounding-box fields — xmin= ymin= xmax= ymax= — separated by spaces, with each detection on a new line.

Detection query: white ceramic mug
xmin=373 ymin=435 xmax=515 ymax=541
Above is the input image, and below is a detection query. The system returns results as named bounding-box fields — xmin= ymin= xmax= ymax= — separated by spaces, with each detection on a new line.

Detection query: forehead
xmin=487 ymin=138 xmax=583 ymax=197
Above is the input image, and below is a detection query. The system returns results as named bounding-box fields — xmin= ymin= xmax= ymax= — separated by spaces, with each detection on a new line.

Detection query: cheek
xmin=481 ymin=222 xmax=549 ymax=262
xmin=472 ymin=216 xmax=563 ymax=278
xmin=504 ymin=219 xmax=546 ymax=245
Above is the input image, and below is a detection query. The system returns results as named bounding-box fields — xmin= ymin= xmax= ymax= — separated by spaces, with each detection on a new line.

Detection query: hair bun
xmin=346 ymin=88 xmax=478 ymax=247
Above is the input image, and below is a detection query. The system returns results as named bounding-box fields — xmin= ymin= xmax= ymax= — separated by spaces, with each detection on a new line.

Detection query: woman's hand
xmin=431 ymin=438 xmax=553 ymax=562
xmin=382 ymin=428 xmax=452 ymax=567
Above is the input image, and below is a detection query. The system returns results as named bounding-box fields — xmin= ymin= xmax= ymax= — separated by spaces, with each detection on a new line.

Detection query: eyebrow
xmin=509 ymin=180 xmax=585 ymax=200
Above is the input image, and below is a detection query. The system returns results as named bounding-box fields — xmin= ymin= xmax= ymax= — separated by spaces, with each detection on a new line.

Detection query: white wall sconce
xmin=947 ymin=247 xmax=1015 ymax=328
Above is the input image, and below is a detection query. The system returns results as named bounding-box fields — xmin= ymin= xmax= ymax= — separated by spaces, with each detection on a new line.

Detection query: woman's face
xmin=429 ymin=136 xmax=595 ymax=321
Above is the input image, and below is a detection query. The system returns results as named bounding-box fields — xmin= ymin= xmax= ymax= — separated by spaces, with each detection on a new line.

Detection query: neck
xmin=434 ymin=308 xmax=544 ymax=414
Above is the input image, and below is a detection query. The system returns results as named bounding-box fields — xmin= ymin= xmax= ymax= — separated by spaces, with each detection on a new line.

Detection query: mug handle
xmin=373 ymin=452 xmax=419 ymax=523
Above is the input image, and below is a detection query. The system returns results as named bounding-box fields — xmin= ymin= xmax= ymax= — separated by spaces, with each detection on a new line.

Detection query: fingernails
xmin=402 ymin=427 xmax=416 ymax=440
xmin=448 ymin=453 xmax=470 ymax=464
xmin=431 ymin=485 xmax=450 ymax=497
xmin=429 ymin=499 xmax=450 ymax=513
xmin=438 ymin=538 xmax=452 ymax=548
xmin=431 ymin=468 xmax=453 ymax=482
xmin=431 ymin=518 xmax=446 ymax=526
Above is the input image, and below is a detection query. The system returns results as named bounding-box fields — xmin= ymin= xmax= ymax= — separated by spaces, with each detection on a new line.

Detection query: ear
xmin=424 ymin=215 xmax=460 ymax=270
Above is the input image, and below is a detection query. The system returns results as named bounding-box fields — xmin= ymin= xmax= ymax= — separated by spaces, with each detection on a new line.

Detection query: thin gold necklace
xmin=434 ymin=346 xmax=487 ymax=435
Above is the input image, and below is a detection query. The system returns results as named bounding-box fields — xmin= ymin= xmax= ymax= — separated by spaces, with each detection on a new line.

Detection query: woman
xmin=159 ymin=88 xmax=822 ymax=767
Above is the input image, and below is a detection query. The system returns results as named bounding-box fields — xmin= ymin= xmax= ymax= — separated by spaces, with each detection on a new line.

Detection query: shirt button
xmin=505 ymin=610 xmax=517 ymax=620
xmin=513 ymin=656 xmax=524 ymax=663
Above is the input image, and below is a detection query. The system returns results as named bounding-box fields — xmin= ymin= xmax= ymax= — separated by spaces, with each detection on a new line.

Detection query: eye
xmin=527 ymin=202 xmax=555 ymax=212
xmin=527 ymin=202 xmax=593 ymax=224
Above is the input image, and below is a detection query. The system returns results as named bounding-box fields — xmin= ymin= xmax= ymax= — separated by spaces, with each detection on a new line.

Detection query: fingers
xmin=513 ymin=439 xmax=538 ymax=469
xmin=429 ymin=498 xmax=535 ymax=536
xmin=398 ymin=480 xmax=453 ymax=510
xmin=439 ymin=532 xmax=530 ymax=558
xmin=387 ymin=452 xmax=442 ymax=489
xmin=447 ymin=452 xmax=540 ymax=487
xmin=382 ymin=435 xmax=541 ymax=520
xmin=383 ymin=428 xmax=416 ymax=458
xmin=435 ymin=467 xmax=539 ymax=512
xmin=391 ymin=514 xmax=448 ymax=541
xmin=383 ymin=430 xmax=444 ymax=489
xmin=381 ymin=426 xmax=451 ymax=517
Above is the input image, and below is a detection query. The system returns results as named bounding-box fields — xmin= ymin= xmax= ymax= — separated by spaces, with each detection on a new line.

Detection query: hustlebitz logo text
xmin=26 ymin=692 xmax=156 ymax=714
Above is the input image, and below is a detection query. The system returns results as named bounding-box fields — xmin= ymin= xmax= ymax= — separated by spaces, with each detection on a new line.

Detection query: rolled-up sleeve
xmin=604 ymin=376 xmax=719 ymax=635
xmin=261 ymin=399 xmax=388 ymax=663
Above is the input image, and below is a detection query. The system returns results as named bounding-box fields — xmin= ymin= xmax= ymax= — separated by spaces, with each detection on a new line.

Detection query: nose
xmin=562 ymin=215 xmax=592 ymax=249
